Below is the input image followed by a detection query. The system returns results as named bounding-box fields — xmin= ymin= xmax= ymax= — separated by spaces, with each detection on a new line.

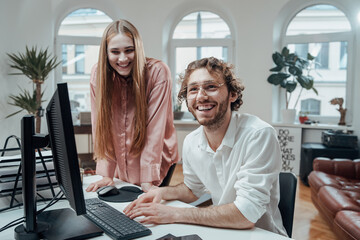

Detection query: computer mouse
xmin=97 ymin=186 xmax=119 ymax=197
xmin=120 ymin=186 xmax=143 ymax=193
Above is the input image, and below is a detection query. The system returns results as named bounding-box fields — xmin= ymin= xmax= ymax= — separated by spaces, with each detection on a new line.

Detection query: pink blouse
xmin=90 ymin=58 xmax=179 ymax=186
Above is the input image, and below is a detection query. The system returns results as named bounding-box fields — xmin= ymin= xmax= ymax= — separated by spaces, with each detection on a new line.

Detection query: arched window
xmin=170 ymin=11 xmax=233 ymax=112
xmin=283 ymin=4 xmax=352 ymax=122
xmin=56 ymin=8 xmax=112 ymax=113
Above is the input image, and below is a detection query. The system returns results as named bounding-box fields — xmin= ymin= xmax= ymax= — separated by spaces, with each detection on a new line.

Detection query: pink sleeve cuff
xmin=140 ymin=164 xmax=161 ymax=183
xmin=96 ymin=159 xmax=116 ymax=178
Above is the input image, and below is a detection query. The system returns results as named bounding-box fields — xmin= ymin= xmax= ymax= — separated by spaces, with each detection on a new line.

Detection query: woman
xmin=86 ymin=20 xmax=179 ymax=192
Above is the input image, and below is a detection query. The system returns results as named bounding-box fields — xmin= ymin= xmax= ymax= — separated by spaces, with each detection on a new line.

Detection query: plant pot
xmin=281 ymin=109 xmax=296 ymax=124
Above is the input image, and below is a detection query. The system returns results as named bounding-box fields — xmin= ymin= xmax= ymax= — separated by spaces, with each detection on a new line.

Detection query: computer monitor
xmin=14 ymin=83 xmax=102 ymax=239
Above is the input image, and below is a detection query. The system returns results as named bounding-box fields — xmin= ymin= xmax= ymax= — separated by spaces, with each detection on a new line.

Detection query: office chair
xmin=159 ymin=163 xmax=176 ymax=187
xmin=278 ymin=172 xmax=297 ymax=238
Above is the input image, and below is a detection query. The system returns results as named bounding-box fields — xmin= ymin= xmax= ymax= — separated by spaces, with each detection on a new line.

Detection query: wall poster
xmin=274 ymin=127 xmax=302 ymax=175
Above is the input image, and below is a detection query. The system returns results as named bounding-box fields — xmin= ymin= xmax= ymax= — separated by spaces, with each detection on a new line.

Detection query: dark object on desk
xmin=322 ymin=130 xmax=358 ymax=149
xmin=157 ymin=234 xmax=202 ymax=240
xmin=308 ymin=157 xmax=360 ymax=240
xmin=98 ymin=186 xmax=143 ymax=202
xmin=37 ymin=208 xmax=103 ymax=240
xmin=85 ymin=198 xmax=151 ymax=240
xmin=300 ymin=143 xmax=359 ymax=186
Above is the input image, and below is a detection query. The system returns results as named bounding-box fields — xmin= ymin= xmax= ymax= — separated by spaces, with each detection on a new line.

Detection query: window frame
xmin=279 ymin=6 xmax=354 ymax=125
xmin=54 ymin=8 xmax=114 ymax=112
xmin=169 ymin=11 xmax=235 ymax=112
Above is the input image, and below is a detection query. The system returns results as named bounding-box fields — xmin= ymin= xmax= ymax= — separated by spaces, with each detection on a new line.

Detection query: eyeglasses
xmin=186 ymin=82 xmax=225 ymax=100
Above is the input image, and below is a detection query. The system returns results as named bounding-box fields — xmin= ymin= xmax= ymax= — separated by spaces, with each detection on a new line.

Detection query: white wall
xmin=0 ymin=0 xmax=359 ymax=149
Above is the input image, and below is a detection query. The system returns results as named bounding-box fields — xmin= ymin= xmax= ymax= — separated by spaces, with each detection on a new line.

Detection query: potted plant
xmin=267 ymin=46 xmax=318 ymax=123
xmin=7 ymin=46 xmax=60 ymax=133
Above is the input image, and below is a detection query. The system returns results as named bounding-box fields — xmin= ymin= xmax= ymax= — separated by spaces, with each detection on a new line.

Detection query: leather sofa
xmin=308 ymin=157 xmax=360 ymax=240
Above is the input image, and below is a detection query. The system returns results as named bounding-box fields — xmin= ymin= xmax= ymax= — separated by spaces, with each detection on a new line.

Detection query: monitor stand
xmin=15 ymin=208 xmax=103 ymax=240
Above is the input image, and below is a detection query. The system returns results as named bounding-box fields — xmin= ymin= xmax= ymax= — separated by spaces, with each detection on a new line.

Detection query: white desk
xmin=0 ymin=175 xmax=291 ymax=240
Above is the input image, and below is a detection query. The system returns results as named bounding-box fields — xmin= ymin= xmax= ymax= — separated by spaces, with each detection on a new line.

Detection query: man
xmin=124 ymin=57 xmax=287 ymax=236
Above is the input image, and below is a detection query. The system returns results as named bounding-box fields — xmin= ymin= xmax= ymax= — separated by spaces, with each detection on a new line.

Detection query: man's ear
xmin=229 ymin=91 xmax=238 ymax=103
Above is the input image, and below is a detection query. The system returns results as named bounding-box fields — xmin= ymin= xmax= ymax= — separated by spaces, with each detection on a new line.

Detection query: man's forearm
xmin=174 ymin=203 xmax=254 ymax=229
xmin=162 ymin=183 xmax=198 ymax=203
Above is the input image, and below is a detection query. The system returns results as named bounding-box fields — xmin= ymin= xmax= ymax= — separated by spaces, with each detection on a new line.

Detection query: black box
xmin=322 ymin=130 xmax=358 ymax=148
xmin=300 ymin=143 xmax=359 ymax=186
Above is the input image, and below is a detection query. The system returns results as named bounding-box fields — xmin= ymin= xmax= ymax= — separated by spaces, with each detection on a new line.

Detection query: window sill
xmin=174 ymin=119 xmax=199 ymax=126
xmin=272 ymin=122 xmax=354 ymax=131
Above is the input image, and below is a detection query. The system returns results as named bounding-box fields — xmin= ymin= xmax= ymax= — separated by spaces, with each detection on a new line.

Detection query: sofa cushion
xmin=312 ymin=158 xmax=360 ymax=180
xmin=334 ymin=211 xmax=360 ymax=240
xmin=309 ymin=171 xmax=360 ymax=193
xmin=317 ymin=186 xmax=360 ymax=221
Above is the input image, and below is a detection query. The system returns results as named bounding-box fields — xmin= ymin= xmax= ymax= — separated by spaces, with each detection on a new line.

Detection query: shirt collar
xmin=221 ymin=111 xmax=236 ymax=149
xmin=198 ymin=111 xmax=237 ymax=152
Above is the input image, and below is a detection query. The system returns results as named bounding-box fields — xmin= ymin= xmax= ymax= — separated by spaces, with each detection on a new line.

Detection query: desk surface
xmin=0 ymin=175 xmax=291 ymax=240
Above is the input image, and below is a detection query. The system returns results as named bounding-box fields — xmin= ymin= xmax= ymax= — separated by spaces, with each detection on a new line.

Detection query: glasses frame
xmin=186 ymin=82 xmax=225 ymax=100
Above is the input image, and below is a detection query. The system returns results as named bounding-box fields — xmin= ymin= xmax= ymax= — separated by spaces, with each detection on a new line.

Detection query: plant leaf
xmin=297 ymin=75 xmax=314 ymax=89
xmin=285 ymin=81 xmax=297 ymax=93
xmin=281 ymin=47 xmax=290 ymax=57
xmin=289 ymin=66 xmax=302 ymax=76
xmin=312 ymin=87 xmax=318 ymax=95
xmin=307 ymin=53 xmax=315 ymax=61
xmin=7 ymin=45 xmax=61 ymax=81
xmin=267 ymin=73 xmax=290 ymax=85
xmin=272 ymin=52 xmax=285 ymax=67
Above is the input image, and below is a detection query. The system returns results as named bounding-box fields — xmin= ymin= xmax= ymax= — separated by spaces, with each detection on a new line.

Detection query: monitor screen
xmin=46 ymin=82 xmax=85 ymax=215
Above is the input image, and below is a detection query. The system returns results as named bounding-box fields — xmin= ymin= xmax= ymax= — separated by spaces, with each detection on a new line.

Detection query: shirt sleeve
xmin=90 ymin=64 xmax=117 ymax=178
xmin=139 ymin=62 xmax=173 ymax=184
xmin=233 ymin=127 xmax=281 ymax=223
xmin=182 ymin=134 xmax=207 ymax=198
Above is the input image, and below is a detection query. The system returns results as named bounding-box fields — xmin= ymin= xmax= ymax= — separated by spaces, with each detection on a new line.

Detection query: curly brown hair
xmin=177 ymin=57 xmax=245 ymax=111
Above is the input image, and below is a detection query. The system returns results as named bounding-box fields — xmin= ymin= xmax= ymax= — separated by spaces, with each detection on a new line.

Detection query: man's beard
xmin=189 ymin=95 xmax=230 ymax=131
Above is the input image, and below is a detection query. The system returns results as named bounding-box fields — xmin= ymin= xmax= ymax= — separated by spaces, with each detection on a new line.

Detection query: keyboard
xmin=84 ymin=198 xmax=151 ymax=240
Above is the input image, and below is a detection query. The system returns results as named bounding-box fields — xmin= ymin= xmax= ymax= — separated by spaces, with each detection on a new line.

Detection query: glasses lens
xmin=186 ymin=82 xmax=223 ymax=100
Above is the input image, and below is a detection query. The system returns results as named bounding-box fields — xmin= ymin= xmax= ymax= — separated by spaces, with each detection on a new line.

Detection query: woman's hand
xmin=140 ymin=182 xmax=155 ymax=192
xmin=85 ymin=176 xmax=114 ymax=192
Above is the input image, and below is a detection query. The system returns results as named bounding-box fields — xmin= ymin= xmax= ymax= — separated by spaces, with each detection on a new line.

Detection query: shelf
xmin=272 ymin=122 xmax=354 ymax=131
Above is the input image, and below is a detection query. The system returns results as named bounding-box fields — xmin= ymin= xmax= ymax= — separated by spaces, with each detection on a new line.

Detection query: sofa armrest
xmin=313 ymin=157 xmax=360 ymax=179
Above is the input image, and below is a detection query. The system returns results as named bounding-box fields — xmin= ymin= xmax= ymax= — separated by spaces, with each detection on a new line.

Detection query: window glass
xmin=58 ymin=9 xmax=112 ymax=113
xmin=58 ymin=8 xmax=112 ymax=37
xmin=173 ymin=11 xmax=230 ymax=39
xmin=171 ymin=11 xmax=232 ymax=113
xmin=287 ymin=41 xmax=347 ymax=117
xmin=286 ymin=5 xmax=351 ymax=36
xmin=175 ymin=46 xmax=228 ymax=111
xmin=284 ymin=5 xmax=351 ymax=120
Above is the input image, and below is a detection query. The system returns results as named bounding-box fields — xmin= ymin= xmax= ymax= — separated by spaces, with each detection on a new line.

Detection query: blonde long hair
xmin=94 ymin=20 xmax=147 ymax=161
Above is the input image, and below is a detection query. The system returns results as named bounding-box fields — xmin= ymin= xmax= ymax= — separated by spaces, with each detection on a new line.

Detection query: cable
xmin=0 ymin=190 xmax=65 ymax=232
xmin=36 ymin=191 xmax=64 ymax=215
xmin=0 ymin=217 xmax=24 ymax=232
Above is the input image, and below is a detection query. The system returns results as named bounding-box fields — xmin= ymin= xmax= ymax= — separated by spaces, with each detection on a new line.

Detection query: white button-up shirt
xmin=182 ymin=112 xmax=287 ymax=236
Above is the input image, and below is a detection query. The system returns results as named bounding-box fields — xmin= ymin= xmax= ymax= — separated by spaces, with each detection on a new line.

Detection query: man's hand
xmin=126 ymin=203 xmax=178 ymax=224
xmin=85 ymin=177 xmax=114 ymax=192
xmin=123 ymin=187 xmax=164 ymax=214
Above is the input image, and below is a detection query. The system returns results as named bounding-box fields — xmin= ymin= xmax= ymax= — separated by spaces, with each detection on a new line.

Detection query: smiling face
xmin=107 ymin=32 xmax=135 ymax=77
xmin=186 ymin=68 xmax=237 ymax=130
